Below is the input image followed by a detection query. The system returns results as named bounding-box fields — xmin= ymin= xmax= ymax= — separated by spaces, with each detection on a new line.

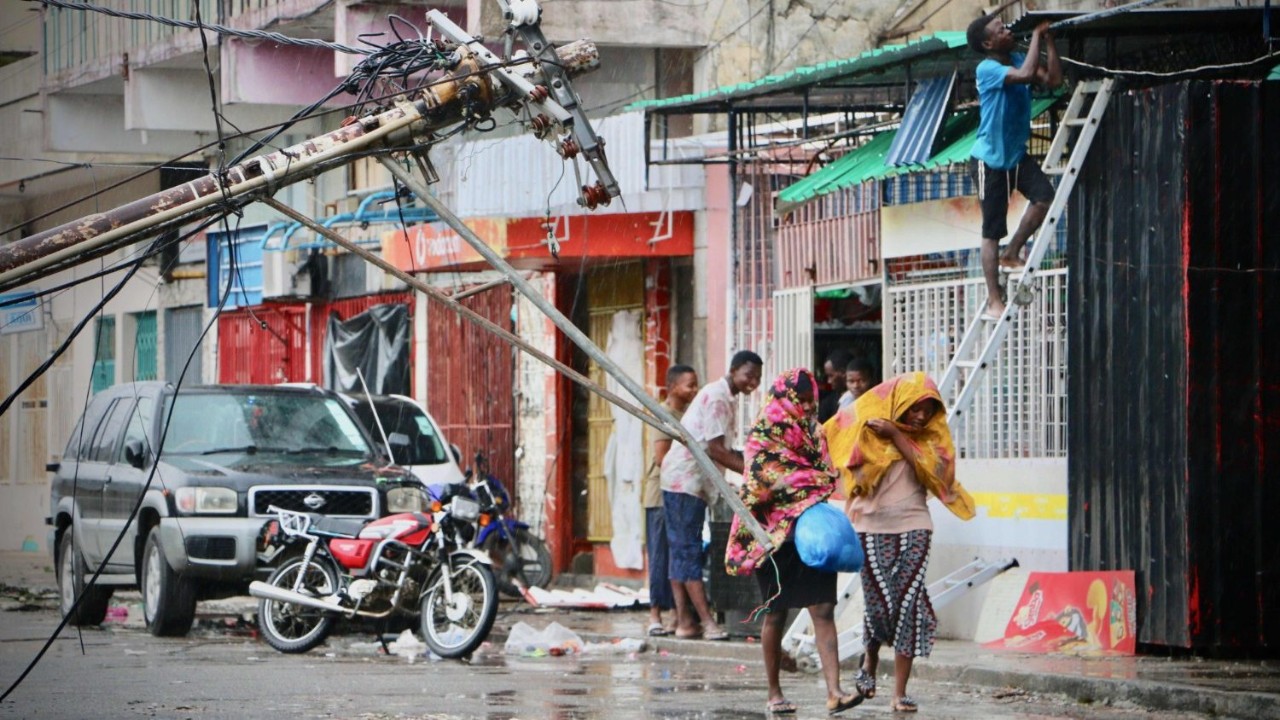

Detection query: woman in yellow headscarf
xmin=822 ymin=371 xmax=974 ymax=714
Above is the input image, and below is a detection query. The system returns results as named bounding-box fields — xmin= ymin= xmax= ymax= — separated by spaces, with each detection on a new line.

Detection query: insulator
xmin=529 ymin=85 xmax=549 ymax=103
xmin=579 ymin=182 xmax=612 ymax=210
xmin=530 ymin=113 xmax=554 ymax=139
xmin=558 ymin=138 xmax=580 ymax=159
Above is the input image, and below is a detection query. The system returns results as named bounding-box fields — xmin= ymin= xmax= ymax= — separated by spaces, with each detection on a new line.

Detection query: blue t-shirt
xmin=971 ymin=53 xmax=1031 ymax=171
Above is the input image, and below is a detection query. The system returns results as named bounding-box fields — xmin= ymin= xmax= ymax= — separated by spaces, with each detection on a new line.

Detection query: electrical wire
xmin=32 ymin=0 xmax=371 ymax=55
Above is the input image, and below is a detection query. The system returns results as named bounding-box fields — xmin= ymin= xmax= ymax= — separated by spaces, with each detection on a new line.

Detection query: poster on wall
xmin=983 ymin=570 xmax=1137 ymax=655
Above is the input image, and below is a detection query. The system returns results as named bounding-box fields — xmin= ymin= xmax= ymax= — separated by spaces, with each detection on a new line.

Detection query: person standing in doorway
xmin=726 ymin=368 xmax=863 ymax=716
xmin=968 ymin=15 xmax=1062 ymax=319
xmin=839 ymin=357 xmax=877 ymax=411
xmin=643 ymin=364 xmax=699 ymax=637
xmin=818 ymin=350 xmax=852 ymax=423
xmin=661 ymin=350 xmax=763 ymax=640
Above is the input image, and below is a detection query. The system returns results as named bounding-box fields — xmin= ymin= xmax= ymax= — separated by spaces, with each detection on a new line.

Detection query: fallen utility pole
xmin=0 ymin=0 xmax=772 ymax=549
xmin=380 ymin=155 xmax=773 ymax=549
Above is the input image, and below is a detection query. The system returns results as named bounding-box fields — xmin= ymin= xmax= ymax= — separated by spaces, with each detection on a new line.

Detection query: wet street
xmin=0 ymin=593 xmax=1220 ymax=720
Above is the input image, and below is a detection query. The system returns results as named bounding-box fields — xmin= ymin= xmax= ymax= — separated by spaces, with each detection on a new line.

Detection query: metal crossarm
xmin=940 ymin=78 xmax=1116 ymax=429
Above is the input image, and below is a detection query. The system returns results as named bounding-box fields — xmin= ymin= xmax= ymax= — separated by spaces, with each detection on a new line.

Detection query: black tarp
xmin=324 ymin=303 xmax=410 ymax=396
xmin=1068 ymin=80 xmax=1280 ymax=651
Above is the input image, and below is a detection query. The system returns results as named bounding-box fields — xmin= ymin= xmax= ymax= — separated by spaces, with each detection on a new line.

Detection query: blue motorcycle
xmin=429 ymin=452 xmax=553 ymax=598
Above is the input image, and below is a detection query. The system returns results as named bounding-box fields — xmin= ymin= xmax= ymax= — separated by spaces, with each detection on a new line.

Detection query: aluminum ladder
xmin=781 ymin=556 xmax=1019 ymax=671
xmin=940 ymin=78 xmax=1116 ymax=427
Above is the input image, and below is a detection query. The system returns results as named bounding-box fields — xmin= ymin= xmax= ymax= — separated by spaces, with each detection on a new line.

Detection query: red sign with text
xmin=984 ymin=571 xmax=1137 ymax=655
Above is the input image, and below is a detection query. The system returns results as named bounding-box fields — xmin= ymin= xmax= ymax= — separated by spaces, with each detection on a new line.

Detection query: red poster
xmin=984 ymin=571 xmax=1137 ymax=655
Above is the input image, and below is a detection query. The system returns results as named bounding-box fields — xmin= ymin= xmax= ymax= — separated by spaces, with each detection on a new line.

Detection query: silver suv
xmin=47 ymin=382 xmax=425 ymax=636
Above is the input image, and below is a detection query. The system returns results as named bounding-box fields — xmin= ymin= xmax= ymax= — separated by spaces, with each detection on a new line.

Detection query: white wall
xmin=929 ymin=457 xmax=1068 ymax=640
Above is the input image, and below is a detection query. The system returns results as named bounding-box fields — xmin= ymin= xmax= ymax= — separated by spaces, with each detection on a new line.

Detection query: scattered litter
xmin=735 ymin=664 xmax=747 ymax=673
xmin=993 ymin=687 xmax=1029 ymax=700
xmin=387 ymin=629 xmax=425 ymax=662
xmin=523 ymin=584 xmax=648 ymax=609
xmin=504 ymin=621 xmax=584 ymax=656
xmin=582 ymin=637 xmax=646 ymax=655
xmin=104 ymin=606 xmax=128 ymax=623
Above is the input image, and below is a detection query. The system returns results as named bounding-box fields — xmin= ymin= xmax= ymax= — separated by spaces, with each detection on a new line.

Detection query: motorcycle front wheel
xmin=258 ymin=555 xmax=339 ymax=654
xmin=420 ymin=558 xmax=498 ymax=658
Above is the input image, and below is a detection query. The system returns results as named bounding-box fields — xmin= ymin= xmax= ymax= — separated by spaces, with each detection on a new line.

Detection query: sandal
xmin=826 ymin=693 xmax=863 ymax=715
xmin=892 ymin=696 xmax=919 ymax=713
xmin=854 ymin=668 xmax=876 ymax=699
xmin=702 ymin=628 xmax=730 ymax=641
xmin=647 ymin=622 xmax=671 ymax=637
xmin=766 ymin=698 xmax=797 ymax=715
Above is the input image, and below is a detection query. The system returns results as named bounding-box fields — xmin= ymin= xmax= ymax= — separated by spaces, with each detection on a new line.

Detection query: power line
xmin=32 ymin=0 xmax=371 ymax=55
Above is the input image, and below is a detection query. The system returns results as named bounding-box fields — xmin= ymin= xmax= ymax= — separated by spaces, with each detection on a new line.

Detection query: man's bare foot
xmin=983 ymin=301 xmax=1006 ymax=320
xmin=998 ymin=256 xmax=1026 ymax=272
xmin=701 ymin=622 xmax=729 ymax=641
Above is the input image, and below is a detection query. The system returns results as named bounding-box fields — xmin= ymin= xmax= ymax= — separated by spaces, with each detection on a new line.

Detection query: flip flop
xmin=892 ymin=696 xmax=919 ymax=713
xmin=701 ymin=628 xmax=730 ymax=641
xmin=647 ymin=622 xmax=671 ymax=637
xmin=826 ymin=693 xmax=863 ymax=715
xmin=854 ymin=668 xmax=876 ymax=699
xmin=766 ymin=698 xmax=797 ymax=715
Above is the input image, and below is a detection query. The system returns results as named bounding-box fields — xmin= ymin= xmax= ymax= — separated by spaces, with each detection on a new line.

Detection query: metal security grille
xmin=884 ymin=269 xmax=1068 ymax=458
xmin=769 ymin=287 xmax=814 ymax=383
xmin=92 ymin=316 xmax=116 ymax=395
xmin=132 ymin=311 xmax=157 ymax=381
xmin=250 ymin=486 xmax=378 ymax=518
xmin=776 ymin=180 xmax=880 ymax=290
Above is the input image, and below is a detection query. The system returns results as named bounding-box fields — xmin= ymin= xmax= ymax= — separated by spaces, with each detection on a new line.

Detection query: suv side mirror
xmin=449 ymin=443 xmax=462 ymax=465
xmin=124 ymin=439 xmax=147 ymax=469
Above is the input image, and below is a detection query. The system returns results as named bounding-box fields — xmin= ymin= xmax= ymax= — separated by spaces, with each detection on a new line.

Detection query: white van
xmin=340 ymin=393 xmax=467 ymax=487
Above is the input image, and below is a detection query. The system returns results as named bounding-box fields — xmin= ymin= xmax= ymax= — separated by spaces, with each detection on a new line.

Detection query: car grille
xmin=250 ymin=486 xmax=378 ymax=518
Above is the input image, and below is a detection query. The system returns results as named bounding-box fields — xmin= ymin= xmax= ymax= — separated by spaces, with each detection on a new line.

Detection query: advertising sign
xmin=983 ymin=570 xmax=1137 ymax=655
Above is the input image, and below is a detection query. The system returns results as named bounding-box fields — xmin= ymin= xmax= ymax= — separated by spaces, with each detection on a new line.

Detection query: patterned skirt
xmin=859 ymin=529 xmax=936 ymax=658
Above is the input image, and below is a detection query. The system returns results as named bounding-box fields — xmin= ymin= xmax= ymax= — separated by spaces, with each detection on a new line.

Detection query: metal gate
xmin=216 ymin=304 xmax=309 ymax=384
xmin=768 ymin=286 xmax=814 ymax=380
xmin=163 ymin=306 xmax=205 ymax=383
xmin=424 ymin=283 xmax=516 ymax=498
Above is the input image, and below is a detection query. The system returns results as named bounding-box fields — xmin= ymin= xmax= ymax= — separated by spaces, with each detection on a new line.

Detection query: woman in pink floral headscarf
xmin=725 ymin=368 xmax=861 ymax=716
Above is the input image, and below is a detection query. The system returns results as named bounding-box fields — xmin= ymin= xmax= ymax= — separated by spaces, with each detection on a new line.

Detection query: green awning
xmin=776 ymin=97 xmax=1059 ymax=213
xmin=1269 ymin=62 xmax=1280 ymax=81
xmin=625 ymin=32 xmax=970 ymax=114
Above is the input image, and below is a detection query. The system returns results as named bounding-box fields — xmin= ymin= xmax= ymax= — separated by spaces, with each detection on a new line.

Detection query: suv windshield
xmin=352 ymin=399 xmax=448 ymax=466
xmin=160 ymin=391 xmax=372 ymax=460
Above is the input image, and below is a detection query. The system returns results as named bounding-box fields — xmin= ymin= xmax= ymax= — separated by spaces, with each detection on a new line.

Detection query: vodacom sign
xmin=381 ymin=219 xmax=508 ymax=273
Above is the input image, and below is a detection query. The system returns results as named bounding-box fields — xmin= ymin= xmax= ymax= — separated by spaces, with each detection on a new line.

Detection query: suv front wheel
xmin=57 ymin=529 xmax=112 ymax=626
xmin=141 ymin=528 xmax=196 ymax=636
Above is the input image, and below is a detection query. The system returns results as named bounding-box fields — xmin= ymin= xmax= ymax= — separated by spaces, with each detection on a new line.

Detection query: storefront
xmin=382 ymin=211 xmax=696 ymax=574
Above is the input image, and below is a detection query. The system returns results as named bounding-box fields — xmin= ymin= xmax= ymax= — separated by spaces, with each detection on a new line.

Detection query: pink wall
xmin=704 ymin=162 xmax=731 ymax=382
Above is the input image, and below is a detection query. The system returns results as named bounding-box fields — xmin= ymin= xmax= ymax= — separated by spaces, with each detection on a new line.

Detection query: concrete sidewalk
xmin=5 ymin=550 xmax=1277 ymax=719
xmin=525 ymin=607 xmax=1280 ymax=720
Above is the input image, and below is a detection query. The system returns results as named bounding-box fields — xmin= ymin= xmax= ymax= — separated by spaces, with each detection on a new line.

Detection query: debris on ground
xmin=523 ymin=584 xmax=648 ymax=609
xmin=504 ymin=621 xmax=585 ymax=656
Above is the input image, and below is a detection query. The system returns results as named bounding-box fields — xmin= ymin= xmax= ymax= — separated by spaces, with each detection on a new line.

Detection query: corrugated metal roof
xmin=625 ymin=32 xmax=969 ymax=113
xmin=776 ymin=98 xmax=1058 ymax=213
xmin=884 ymin=72 xmax=956 ymax=168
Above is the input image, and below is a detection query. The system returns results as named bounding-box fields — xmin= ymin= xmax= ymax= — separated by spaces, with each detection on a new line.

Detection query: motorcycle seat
xmin=312 ymin=517 xmax=369 ymax=539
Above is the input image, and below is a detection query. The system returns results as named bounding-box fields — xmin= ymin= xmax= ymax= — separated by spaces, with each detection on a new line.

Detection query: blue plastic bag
xmin=794 ymin=502 xmax=863 ymax=573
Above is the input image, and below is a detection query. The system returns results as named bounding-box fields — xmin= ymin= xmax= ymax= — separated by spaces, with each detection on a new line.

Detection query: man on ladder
xmin=967 ymin=15 xmax=1063 ymax=320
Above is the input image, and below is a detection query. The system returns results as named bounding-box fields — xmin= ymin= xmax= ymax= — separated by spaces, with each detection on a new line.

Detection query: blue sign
xmin=0 ymin=290 xmax=42 ymax=335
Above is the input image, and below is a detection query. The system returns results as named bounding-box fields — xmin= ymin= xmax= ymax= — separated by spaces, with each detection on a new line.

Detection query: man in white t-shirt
xmin=661 ymin=350 xmax=762 ymax=640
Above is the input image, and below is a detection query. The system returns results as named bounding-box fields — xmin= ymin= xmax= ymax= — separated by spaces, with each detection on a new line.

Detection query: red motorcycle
xmin=249 ymin=487 xmax=498 ymax=657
